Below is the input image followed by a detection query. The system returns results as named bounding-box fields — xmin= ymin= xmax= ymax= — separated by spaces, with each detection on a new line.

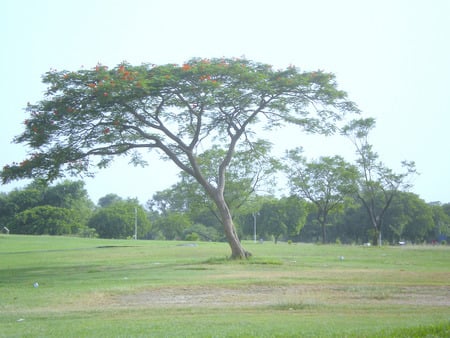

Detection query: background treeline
xmin=1 ymin=179 xmax=449 ymax=245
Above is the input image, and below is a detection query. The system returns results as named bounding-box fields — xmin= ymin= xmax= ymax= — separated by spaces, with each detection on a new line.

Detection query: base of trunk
xmin=230 ymin=249 xmax=252 ymax=260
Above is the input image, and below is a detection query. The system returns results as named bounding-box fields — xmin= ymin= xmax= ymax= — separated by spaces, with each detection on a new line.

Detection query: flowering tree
xmin=1 ymin=57 xmax=358 ymax=258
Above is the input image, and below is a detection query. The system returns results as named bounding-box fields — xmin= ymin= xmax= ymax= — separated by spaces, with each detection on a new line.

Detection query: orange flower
xmin=182 ymin=64 xmax=191 ymax=71
xmin=118 ymin=65 xmax=125 ymax=73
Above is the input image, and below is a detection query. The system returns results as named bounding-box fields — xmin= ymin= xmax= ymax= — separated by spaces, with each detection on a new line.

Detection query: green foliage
xmin=0 ymin=57 xmax=358 ymax=257
xmin=342 ymin=118 xmax=418 ymax=245
xmin=258 ymin=195 xmax=308 ymax=243
xmin=0 ymin=180 xmax=94 ymax=235
xmin=88 ymin=199 xmax=150 ymax=239
xmin=151 ymin=212 xmax=191 ymax=240
xmin=2 ymin=58 xmax=357 ymax=185
xmin=384 ymin=192 xmax=434 ymax=243
xmin=183 ymin=223 xmax=222 ymax=241
xmin=285 ymin=148 xmax=357 ymax=243
xmin=97 ymin=193 xmax=123 ymax=207
xmin=13 ymin=205 xmax=77 ymax=235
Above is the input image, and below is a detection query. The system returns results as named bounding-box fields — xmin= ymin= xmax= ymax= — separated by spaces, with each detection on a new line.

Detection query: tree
xmin=97 ymin=193 xmax=123 ymax=208
xmin=88 ymin=199 xmax=150 ymax=239
xmin=341 ymin=118 xmax=417 ymax=245
xmin=0 ymin=180 xmax=94 ymax=235
xmin=383 ymin=192 xmax=434 ymax=243
xmin=1 ymin=58 xmax=358 ymax=258
xmin=430 ymin=203 xmax=450 ymax=242
xmin=258 ymin=196 xmax=308 ymax=243
xmin=285 ymin=148 xmax=357 ymax=243
xmin=13 ymin=205 xmax=77 ymax=235
xmin=151 ymin=212 xmax=192 ymax=240
xmin=148 ymin=141 xmax=279 ymax=231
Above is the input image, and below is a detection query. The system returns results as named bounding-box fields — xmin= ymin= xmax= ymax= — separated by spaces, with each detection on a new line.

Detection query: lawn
xmin=1 ymin=235 xmax=449 ymax=337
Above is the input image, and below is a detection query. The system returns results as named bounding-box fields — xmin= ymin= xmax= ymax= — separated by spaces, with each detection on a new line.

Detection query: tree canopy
xmin=341 ymin=118 xmax=417 ymax=245
xmin=285 ymin=148 xmax=357 ymax=243
xmin=1 ymin=57 xmax=358 ymax=258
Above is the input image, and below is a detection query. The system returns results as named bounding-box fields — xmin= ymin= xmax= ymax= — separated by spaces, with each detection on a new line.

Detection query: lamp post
xmin=134 ymin=207 xmax=138 ymax=240
xmin=252 ymin=212 xmax=258 ymax=243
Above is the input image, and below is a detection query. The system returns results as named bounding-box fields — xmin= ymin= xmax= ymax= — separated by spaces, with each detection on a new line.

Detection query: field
xmin=1 ymin=235 xmax=449 ymax=337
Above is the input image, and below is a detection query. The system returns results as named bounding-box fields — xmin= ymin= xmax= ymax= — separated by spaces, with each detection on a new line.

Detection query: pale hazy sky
xmin=1 ymin=0 xmax=449 ymax=204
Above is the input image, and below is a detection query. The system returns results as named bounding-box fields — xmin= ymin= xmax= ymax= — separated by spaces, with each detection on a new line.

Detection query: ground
xmin=117 ymin=284 xmax=450 ymax=308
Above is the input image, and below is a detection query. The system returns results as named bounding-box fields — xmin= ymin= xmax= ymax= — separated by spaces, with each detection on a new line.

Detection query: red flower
xmin=199 ymin=75 xmax=211 ymax=81
xmin=103 ymin=92 xmax=108 ymax=97
xmin=103 ymin=128 xmax=110 ymax=134
xmin=182 ymin=64 xmax=191 ymax=71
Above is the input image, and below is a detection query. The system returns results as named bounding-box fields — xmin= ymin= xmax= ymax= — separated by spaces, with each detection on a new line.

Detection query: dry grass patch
xmin=114 ymin=283 xmax=450 ymax=309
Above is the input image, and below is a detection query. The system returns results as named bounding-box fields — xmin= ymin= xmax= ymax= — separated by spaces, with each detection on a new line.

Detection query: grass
xmin=1 ymin=235 xmax=449 ymax=337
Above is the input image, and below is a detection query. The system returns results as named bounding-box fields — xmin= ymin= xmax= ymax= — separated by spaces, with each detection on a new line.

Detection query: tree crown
xmin=2 ymin=57 xmax=358 ymax=187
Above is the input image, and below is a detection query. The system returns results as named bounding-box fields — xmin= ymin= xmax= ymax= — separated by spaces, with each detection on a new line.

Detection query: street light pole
xmin=134 ymin=207 xmax=138 ymax=240
xmin=252 ymin=212 xmax=257 ymax=243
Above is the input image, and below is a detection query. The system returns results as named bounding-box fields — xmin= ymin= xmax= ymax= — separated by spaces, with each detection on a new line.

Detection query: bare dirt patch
xmin=116 ymin=284 xmax=450 ymax=308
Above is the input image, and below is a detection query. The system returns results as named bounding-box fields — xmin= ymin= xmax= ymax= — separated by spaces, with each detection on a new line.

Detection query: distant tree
xmin=88 ymin=200 xmax=150 ymax=239
xmin=98 ymin=193 xmax=123 ymax=208
xmin=1 ymin=180 xmax=93 ymax=235
xmin=42 ymin=180 xmax=94 ymax=229
xmin=285 ymin=148 xmax=357 ymax=243
xmin=428 ymin=202 xmax=450 ymax=242
xmin=151 ymin=212 xmax=192 ymax=240
xmin=342 ymin=118 xmax=417 ymax=245
xmin=332 ymin=200 xmax=370 ymax=244
xmin=7 ymin=187 xmax=43 ymax=214
xmin=442 ymin=203 xmax=450 ymax=218
xmin=183 ymin=223 xmax=222 ymax=241
xmin=13 ymin=205 xmax=77 ymax=235
xmin=383 ymin=192 xmax=434 ymax=243
xmin=258 ymin=196 xmax=308 ymax=243
xmin=1 ymin=58 xmax=358 ymax=258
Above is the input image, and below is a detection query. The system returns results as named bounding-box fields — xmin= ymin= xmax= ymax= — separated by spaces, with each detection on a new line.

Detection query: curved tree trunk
xmin=213 ymin=192 xmax=251 ymax=259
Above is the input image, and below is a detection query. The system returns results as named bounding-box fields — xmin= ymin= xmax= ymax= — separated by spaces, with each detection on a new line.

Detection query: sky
xmin=1 ymin=0 xmax=449 ymax=205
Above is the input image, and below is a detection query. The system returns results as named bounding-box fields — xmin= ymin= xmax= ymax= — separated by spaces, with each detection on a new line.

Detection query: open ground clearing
xmin=1 ymin=235 xmax=449 ymax=337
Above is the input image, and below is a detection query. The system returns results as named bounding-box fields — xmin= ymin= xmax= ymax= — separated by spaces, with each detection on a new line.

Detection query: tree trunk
xmin=321 ymin=222 xmax=327 ymax=244
xmin=213 ymin=192 xmax=251 ymax=259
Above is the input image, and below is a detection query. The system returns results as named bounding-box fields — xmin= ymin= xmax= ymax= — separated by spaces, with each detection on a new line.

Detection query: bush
xmin=185 ymin=232 xmax=200 ymax=241
xmin=183 ymin=223 xmax=221 ymax=241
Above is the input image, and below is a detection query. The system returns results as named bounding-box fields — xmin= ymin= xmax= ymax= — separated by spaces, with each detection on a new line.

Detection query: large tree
xmin=1 ymin=57 xmax=357 ymax=258
xmin=341 ymin=118 xmax=417 ymax=245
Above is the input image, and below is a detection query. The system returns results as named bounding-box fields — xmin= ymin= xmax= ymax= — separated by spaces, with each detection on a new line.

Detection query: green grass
xmin=1 ymin=235 xmax=449 ymax=337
